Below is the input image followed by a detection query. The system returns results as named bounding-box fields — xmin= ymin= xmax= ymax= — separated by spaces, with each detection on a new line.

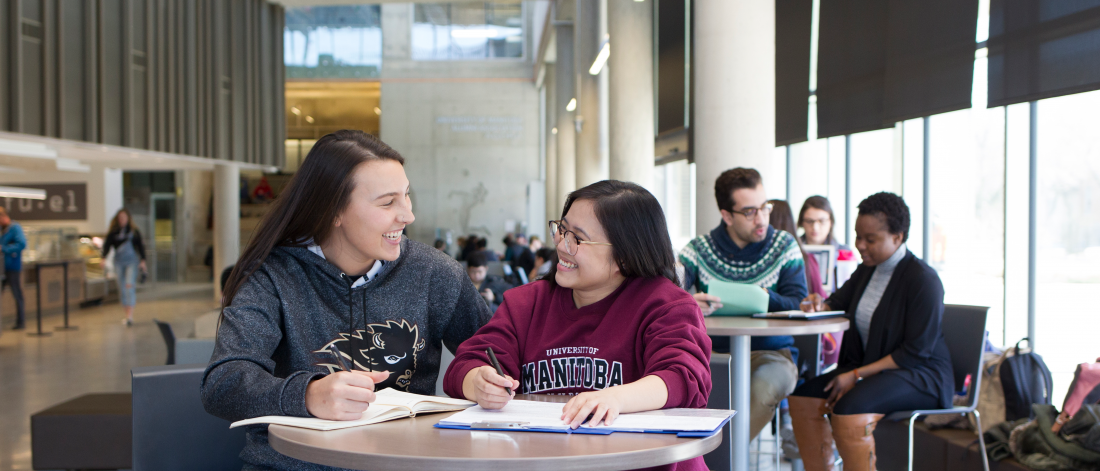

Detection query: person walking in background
xmin=102 ymin=209 xmax=147 ymax=326
xmin=0 ymin=208 xmax=27 ymax=330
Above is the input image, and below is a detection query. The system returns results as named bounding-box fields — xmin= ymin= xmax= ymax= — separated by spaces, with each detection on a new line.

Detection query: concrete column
xmin=555 ymin=23 xmax=577 ymax=206
xmin=574 ymin=0 xmax=603 ymax=188
xmin=213 ymin=162 xmax=240 ymax=300
xmin=545 ymin=63 xmax=559 ymax=219
xmin=694 ymin=0 xmax=776 ymax=234
xmin=608 ymin=0 xmax=655 ymax=190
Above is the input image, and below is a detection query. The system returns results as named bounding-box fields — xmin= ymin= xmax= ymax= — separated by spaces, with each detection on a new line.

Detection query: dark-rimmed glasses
xmin=548 ymin=220 xmax=612 ymax=256
xmin=729 ymin=202 xmax=773 ymax=220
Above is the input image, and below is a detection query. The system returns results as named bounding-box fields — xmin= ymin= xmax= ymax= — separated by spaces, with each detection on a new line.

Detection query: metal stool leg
xmin=972 ymin=410 xmax=990 ymax=471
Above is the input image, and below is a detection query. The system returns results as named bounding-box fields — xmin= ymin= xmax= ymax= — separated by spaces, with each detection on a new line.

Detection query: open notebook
xmin=230 ymin=388 xmax=475 ymax=431
xmin=436 ymin=399 xmax=735 ymax=437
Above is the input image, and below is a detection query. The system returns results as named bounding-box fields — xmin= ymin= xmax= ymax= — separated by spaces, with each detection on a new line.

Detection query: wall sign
xmin=2 ymin=184 xmax=87 ymax=221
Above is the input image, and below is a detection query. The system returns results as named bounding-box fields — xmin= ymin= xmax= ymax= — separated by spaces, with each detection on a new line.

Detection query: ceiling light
xmin=305 ymin=116 xmax=315 ymax=124
xmin=290 ymin=106 xmax=301 ymax=115
xmin=551 ymin=127 xmax=558 ymax=135
xmin=451 ymin=28 xmax=499 ymax=39
xmin=374 ymin=107 xmax=382 ymax=116
xmin=566 ymin=98 xmax=577 ymax=112
xmin=0 ymin=186 xmax=46 ymax=200
xmin=589 ymin=37 xmax=610 ymax=75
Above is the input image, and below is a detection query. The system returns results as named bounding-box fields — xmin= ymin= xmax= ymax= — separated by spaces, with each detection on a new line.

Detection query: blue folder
xmin=433 ymin=411 xmax=734 ymax=438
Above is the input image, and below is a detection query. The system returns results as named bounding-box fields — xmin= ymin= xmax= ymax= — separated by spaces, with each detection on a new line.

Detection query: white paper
xmin=438 ymin=399 xmax=734 ymax=432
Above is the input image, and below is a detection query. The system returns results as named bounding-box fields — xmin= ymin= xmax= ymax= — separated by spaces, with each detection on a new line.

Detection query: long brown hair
xmin=797 ymin=195 xmax=838 ymax=244
xmin=221 ymin=130 xmax=405 ymax=307
xmin=109 ymin=209 xmax=136 ymax=234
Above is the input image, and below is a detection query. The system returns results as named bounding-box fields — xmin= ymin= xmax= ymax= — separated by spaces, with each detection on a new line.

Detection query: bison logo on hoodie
xmin=316 ymin=319 xmax=425 ymax=391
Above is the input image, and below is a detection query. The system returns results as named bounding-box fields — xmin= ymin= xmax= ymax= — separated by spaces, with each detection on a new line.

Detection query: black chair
xmin=705 ymin=353 xmax=734 ymax=471
xmin=153 ymin=319 xmax=176 ymax=365
xmin=884 ymin=304 xmax=991 ymax=471
xmin=131 ymin=364 xmax=245 ymax=471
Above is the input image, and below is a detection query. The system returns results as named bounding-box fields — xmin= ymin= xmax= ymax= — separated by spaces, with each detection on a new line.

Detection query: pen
xmin=486 ymin=347 xmax=512 ymax=395
xmin=328 ymin=344 xmax=353 ymax=372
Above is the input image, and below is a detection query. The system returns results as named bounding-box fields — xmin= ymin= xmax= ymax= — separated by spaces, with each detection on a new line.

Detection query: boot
xmin=831 ymin=413 xmax=885 ymax=471
xmin=788 ymin=396 xmax=835 ymax=471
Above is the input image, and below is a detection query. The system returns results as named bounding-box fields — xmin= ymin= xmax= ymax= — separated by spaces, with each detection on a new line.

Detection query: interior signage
xmin=2 ymin=183 xmax=87 ymax=220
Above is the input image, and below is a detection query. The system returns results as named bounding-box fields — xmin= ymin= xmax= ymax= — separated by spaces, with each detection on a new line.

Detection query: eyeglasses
xmin=729 ymin=202 xmax=774 ymax=220
xmin=548 ymin=220 xmax=613 ymax=256
xmin=802 ymin=217 xmax=830 ymax=227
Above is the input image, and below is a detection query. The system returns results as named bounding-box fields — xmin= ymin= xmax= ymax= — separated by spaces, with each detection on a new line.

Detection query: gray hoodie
xmin=201 ymin=236 xmax=491 ymax=470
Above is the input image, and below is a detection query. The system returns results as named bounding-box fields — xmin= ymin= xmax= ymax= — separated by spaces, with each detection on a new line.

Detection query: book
xmin=435 ymin=399 xmax=735 ymax=437
xmin=230 ymin=388 xmax=476 ymax=431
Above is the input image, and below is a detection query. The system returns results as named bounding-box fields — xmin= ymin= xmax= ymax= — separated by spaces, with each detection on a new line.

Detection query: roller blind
xmin=988 ymin=1 xmax=1100 ymax=107
xmin=815 ymin=0 xmax=889 ymax=138
xmin=775 ymin=0 xmax=813 ymax=146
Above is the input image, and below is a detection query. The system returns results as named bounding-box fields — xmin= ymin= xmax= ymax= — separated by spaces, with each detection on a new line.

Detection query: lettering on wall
xmin=436 ymin=116 xmax=524 ymax=140
xmin=2 ymin=184 xmax=87 ymax=221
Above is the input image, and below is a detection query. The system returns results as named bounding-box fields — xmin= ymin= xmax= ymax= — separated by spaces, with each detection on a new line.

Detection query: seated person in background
xmin=789 ymin=192 xmax=953 ymax=471
xmin=529 ymin=247 xmax=557 ymax=281
xmin=466 ymin=252 xmax=514 ymax=313
xmin=798 ymin=195 xmax=851 ymax=252
xmin=528 ymin=235 xmax=543 ymax=252
xmin=476 ymin=237 xmax=500 ymax=261
xmin=769 ymin=200 xmax=827 ymax=299
xmin=510 ymin=234 xmax=536 ymax=276
xmin=445 ymin=180 xmax=712 ymax=471
xmin=433 ymin=238 xmax=447 ymax=251
xmin=679 ymin=167 xmax=806 ymax=440
xmin=502 ymin=233 xmax=517 ymax=261
xmin=459 ymin=234 xmax=479 ymax=261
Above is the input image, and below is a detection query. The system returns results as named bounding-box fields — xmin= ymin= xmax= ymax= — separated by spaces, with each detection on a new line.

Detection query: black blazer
xmin=826 ymin=250 xmax=953 ymax=408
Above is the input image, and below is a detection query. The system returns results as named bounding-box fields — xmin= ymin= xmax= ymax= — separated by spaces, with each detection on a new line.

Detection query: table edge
xmin=705 ymin=318 xmax=850 ymax=336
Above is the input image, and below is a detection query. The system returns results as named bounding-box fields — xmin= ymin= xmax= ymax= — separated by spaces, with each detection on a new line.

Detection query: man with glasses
xmin=679 ymin=167 xmax=807 ymax=442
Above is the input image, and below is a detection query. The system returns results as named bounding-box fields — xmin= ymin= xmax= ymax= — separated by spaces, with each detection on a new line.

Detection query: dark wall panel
xmin=59 ymin=0 xmax=85 ymax=140
xmin=775 ymin=0 xmax=812 ymax=146
xmin=99 ymin=0 xmax=123 ymax=145
xmin=1 ymin=0 xmax=9 ymax=131
xmin=816 ymin=0 xmax=889 ymax=138
xmin=656 ymin=0 xmax=686 ymax=134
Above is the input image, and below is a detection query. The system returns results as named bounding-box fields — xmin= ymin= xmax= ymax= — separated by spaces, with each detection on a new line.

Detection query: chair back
xmin=941 ymin=304 xmax=989 ymax=406
xmin=153 ymin=319 xmax=176 ymax=365
xmin=704 ymin=353 xmax=733 ymax=471
xmin=792 ymin=334 xmax=823 ymax=380
xmin=131 ymin=364 xmax=245 ymax=471
xmin=486 ymin=261 xmax=505 ymax=277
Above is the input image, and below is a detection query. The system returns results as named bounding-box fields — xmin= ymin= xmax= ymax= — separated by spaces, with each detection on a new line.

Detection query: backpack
xmin=1001 ymin=338 xmax=1054 ymax=421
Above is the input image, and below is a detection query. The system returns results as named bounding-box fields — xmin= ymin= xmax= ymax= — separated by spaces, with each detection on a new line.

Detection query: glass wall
xmin=285 ymin=5 xmax=383 ymax=79
xmin=1035 ymin=90 xmax=1100 ymax=403
xmin=653 ymin=160 xmax=697 ymax=252
xmin=412 ymin=3 xmax=524 ymax=60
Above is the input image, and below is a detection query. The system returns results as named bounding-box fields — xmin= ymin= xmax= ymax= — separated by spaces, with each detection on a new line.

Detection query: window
xmin=847 ymin=128 xmax=902 ymax=246
xmin=1035 ymin=90 xmax=1100 ymax=403
xmin=284 ymin=5 xmax=383 ymax=79
xmin=412 ymin=3 xmax=524 ymax=60
xmin=653 ymin=160 xmax=696 ymax=252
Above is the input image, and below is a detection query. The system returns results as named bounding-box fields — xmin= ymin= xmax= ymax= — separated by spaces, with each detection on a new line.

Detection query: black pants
xmin=4 ymin=270 xmax=25 ymax=325
xmin=790 ymin=367 xmax=939 ymax=415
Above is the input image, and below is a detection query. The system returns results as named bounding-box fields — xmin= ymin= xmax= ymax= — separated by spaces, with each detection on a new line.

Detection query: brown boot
xmin=831 ymin=413 xmax=885 ymax=471
xmin=788 ymin=396 xmax=836 ymax=471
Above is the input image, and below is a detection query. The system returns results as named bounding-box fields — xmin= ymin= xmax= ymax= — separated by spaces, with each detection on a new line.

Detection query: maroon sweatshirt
xmin=444 ymin=276 xmax=713 ymax=471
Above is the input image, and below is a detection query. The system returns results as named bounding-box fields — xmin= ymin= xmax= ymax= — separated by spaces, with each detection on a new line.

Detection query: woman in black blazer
xmin=789 ymin=193 xmax=952 ymax=471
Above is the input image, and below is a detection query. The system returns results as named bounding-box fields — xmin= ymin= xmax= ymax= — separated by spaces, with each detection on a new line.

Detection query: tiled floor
xmin=0 ymin=283 xmax=219 ymax=471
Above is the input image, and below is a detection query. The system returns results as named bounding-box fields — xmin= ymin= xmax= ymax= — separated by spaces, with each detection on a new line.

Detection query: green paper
xmin=707 ymin=281 xmax=770 ymax=316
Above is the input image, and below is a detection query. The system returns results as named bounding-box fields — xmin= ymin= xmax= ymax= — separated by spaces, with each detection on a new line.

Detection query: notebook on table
xmin=435 ymin=399 xmax=736 ymax=437
xmin=230 ymin=388 xmax=475 ymax=431
xmin=707 ymin=281 xmax=770 ymax=316
xmin=751 ymin=310 xmax=846 ymax=320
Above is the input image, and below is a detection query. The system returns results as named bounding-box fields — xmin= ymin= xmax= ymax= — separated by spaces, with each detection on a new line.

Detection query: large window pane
xmin=928 ymin=106 xmax=1006 ymax=345
xmin=847 ymin=128 xmax=902 ymax=247
xmin=412 ymin=3 xmax=524 ymax=60
xmin=1036 ymin=90 xmax=1100 ymax=404
xmin=653 ymin=160 xmax=696 ymax=252
xmin=284 ymin=5 xmax=382 ymax=79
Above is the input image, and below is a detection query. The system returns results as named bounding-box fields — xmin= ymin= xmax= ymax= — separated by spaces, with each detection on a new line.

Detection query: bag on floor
xmin=1002 ymin=338 xmax=1054 ymax=421
xmin=1054 ymin=359 xmax=1100 ymax=433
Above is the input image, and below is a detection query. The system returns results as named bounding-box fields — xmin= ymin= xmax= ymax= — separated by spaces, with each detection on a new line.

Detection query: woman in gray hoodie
xmin=201 ymin=130 xmax=492 ymax=470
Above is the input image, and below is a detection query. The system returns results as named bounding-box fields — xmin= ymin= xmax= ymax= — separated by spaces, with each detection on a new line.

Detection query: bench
xmin=875 ymin=420 xmax=1032 ymax=471
xmin=31 ymin=393 xmax=132 ymax=470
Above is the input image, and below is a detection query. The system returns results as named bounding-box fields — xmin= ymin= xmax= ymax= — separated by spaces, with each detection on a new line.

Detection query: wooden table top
xmin=268 ymin=394 xmax=722 ymax=471
xmin=704 ymin=316 xmax=850 ymax=336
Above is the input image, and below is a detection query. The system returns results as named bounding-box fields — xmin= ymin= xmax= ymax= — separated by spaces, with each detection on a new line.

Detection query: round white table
xmin=705 ymin=316 xmax=850 ymax=471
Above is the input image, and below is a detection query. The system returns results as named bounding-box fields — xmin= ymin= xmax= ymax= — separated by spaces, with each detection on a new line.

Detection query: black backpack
xmin=1001 ymin=338 xmax=1054 ymax=421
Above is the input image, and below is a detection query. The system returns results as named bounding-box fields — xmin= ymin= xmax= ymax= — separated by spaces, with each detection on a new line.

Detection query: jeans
xmin=750 ymin=349 xmax=799 ymax=439
xmin=3 ymin=270 xmax=25 ymax=325
xmin=117 ymin=262 xmax=139 ymax=307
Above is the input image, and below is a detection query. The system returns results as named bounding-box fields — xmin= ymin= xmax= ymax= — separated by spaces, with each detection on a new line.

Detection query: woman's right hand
xmin=462 ymin=365 xmax=519 ymax=410
xmin=305 ymin=370 xmax=391 ymax=420
xmin=800 ymin=293 xmax=829 ymax=312
xmin=693 ymin=293 xmax=722 ymax=316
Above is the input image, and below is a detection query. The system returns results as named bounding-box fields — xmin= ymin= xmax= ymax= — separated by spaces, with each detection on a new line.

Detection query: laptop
xmin=751 ymin=310 xmax=847 ymax=320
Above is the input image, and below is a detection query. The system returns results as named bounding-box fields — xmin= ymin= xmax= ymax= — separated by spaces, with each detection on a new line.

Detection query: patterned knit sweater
xmin=679 ymin=224 xmax=808 ymax=351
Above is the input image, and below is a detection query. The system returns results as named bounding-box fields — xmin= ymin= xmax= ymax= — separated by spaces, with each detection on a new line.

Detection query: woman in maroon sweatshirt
xmin=443 ymin=180 xmax=713 ymax=471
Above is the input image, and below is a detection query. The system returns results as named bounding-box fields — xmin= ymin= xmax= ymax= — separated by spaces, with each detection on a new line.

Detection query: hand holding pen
xmin=460 ymin=347 xmax=520 ymax=410
xmin=303 ymin=344 xmax=391 ymax=421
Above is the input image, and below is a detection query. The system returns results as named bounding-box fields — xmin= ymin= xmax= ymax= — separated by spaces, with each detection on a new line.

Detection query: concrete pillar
xmin=545 ymin=63 xmax=559 ymax=219
xmin=213 ymin=163 xmax=240 ymax=300
xmin=555 ymin=22 xmax=577 ymax=206
xmin=574 ymin=0 xmax=603 ymax=188
xmin=694 ymin=0 xmax=776 ymax=234
xmin=608 ymin=0 xmax=655 ymax=190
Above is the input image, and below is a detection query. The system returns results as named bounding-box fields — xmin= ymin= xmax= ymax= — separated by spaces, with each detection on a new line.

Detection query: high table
xmin=705 ymin=316 xmax=849 ymax=471
xmin=268 ymin=394 xmax=723 ymax=471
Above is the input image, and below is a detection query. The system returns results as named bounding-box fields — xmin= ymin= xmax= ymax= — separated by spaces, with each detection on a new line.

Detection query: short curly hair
xmin=857 ymin=192 xmax=910 ymax=242
xmin=714 ymin=168 xmax=762 ymax=213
